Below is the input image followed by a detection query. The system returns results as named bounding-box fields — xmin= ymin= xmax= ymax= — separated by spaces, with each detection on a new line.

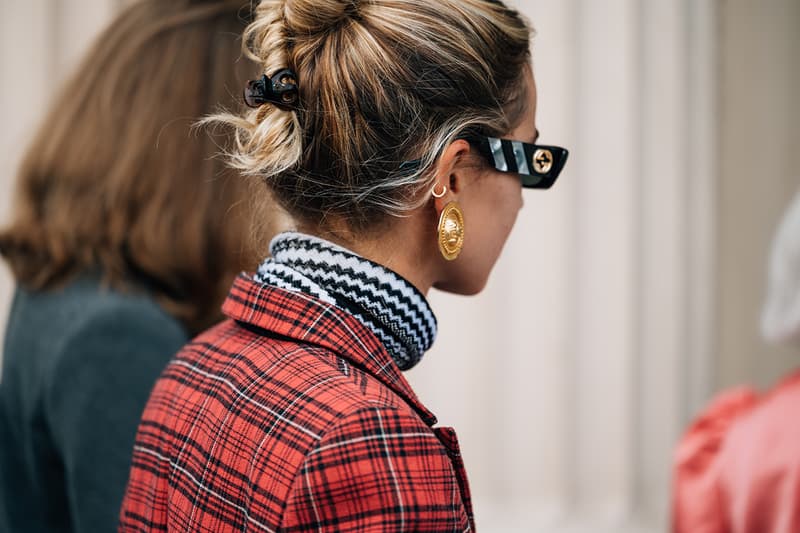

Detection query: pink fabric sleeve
xmin=720 ymin=373 xmax=800 ymax=533
xmin=672 ymin=387 xmax=760 ymax=533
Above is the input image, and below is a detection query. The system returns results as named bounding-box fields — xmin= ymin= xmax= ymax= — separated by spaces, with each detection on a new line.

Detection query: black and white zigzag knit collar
xmin=253 ymin=232 xmax=438 ymax=371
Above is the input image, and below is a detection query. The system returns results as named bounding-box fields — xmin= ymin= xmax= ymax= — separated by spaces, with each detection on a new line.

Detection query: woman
xmin=120 ymin=0 xmax=568 ymax=530
xmin=0 ymin=1 xmax=261 ymax=531
xmin=673 ymin=190 xmax=800 ymax=533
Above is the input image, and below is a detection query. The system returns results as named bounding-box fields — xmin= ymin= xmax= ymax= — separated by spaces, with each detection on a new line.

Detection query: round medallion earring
xmin=438 ymin=202 xmax=465 ymax=261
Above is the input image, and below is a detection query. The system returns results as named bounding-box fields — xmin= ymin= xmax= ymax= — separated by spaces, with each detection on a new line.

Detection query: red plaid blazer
xmin=119 ymin=274 xmax=474 ymax=532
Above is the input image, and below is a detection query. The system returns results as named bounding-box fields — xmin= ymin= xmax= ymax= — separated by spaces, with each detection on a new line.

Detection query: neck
xmin=255 ymin=232 xmax=439 ymax=370
xmin=295 ymin=213 xmax=437 ymax=296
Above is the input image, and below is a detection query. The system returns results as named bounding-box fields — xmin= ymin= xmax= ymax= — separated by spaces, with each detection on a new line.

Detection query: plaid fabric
xmin=119 ymin=274 xmax=474 ymax=532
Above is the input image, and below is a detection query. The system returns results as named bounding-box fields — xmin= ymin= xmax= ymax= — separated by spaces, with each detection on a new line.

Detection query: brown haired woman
xmin=0 ymin=1 xmax=262 ymax=532
xmin=120 ymin=0 xmax=568 ymax=530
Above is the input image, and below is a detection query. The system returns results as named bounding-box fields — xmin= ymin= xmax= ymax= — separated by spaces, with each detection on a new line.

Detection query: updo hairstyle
xmin=219 ymin=0 xmax=532 ymax=232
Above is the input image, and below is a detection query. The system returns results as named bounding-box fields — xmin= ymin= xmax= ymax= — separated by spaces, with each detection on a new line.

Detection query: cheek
xmin=482 ymin=204 xmax=519 ymax=262
xmin=483 ymin=177 xmax=523 ymax=243
xmin=452 ymin=208 xmax=518 ymax=295
xmin=437 ymin=175 xmax=523 ymax=296
xmin=467 ymin=179 xmax=522 ymax=266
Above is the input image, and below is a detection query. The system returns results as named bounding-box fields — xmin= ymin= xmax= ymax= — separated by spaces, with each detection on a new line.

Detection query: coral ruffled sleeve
xmin=672 ymin=387 xmax=760 ymax=533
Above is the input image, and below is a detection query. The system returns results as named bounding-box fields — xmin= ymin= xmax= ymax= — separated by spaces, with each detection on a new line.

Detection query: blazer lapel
xmin=223 ymin=274 xmax=438 ymax=426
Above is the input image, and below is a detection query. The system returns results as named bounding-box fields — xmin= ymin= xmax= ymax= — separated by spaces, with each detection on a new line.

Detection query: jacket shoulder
xmin=4 ymin=279 xmax=187 ymax=403
xmin=9 ymin=279 xmax=186 ymax=356
xmin=186 ymin=319 xmax=411 ymax=415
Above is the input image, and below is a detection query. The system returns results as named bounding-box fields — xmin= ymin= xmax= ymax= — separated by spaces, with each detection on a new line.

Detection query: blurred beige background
xmin=0 ymin=0 xmax=798 ymax=532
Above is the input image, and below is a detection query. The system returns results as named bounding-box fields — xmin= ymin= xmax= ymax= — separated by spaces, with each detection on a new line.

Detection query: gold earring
xmin=438 ymin=202 xmax=465 ymax=261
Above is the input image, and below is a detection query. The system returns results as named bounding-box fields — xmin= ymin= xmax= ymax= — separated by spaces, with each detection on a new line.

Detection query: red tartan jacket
xmin=119 ymin=274 xmax=474 ymax=532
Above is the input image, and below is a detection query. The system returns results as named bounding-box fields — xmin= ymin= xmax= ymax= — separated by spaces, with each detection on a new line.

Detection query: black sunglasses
xmin=399 ymin=135 xmax=569 ymax=189
xmin=466 ymin=135 xmax=569 ymax=189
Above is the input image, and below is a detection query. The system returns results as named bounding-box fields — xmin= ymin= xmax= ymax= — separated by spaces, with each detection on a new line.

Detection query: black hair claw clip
xmin=243 ymin=68 xmax=299 ymax=111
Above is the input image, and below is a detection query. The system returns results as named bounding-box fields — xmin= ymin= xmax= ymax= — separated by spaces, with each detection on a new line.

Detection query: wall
xmin=715 ymin=0 xmax=800 ymax=391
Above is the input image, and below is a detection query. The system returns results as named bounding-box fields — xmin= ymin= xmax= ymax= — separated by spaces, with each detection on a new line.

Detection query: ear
xmin=431 ymin=139 xmax=474 ymax=212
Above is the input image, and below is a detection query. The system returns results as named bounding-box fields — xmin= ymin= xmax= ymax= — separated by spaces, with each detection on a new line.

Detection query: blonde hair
xmin=213 ymin=0 xmax=532 ymax=233
xmin=0 ymin=0 xmax=264 ymax=334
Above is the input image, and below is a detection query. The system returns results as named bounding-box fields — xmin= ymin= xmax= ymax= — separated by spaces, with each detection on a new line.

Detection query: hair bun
xmin=284 ymin=0 xmax=359 ymax=35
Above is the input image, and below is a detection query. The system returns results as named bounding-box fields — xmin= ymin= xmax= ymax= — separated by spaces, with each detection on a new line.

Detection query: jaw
xmin=432 ymin=265 xmax=489 ymax=296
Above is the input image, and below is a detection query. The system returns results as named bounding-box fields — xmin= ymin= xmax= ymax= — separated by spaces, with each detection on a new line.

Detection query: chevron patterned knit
xmin=253 ymin=232 xmax=438 ymax=370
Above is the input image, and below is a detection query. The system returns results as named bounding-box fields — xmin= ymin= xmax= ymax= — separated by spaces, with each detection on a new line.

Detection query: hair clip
xmin=243 ymin=68 xmax=299 ymax=110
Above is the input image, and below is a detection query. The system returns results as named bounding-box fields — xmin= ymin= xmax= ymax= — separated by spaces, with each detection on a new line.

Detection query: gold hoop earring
xmin=431 ymin=183 xmax=447 ymax=198
xmin=438 ymin=202 xmax=465 ymax=261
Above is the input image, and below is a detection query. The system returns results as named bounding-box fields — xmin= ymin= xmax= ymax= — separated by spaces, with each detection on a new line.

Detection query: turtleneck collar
xmin=253 ymin=232 xmax=438 ymax=370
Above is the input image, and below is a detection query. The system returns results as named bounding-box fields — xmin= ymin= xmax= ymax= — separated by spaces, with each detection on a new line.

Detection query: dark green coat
xmin=0 ymin=277 xmax=187 ymax=532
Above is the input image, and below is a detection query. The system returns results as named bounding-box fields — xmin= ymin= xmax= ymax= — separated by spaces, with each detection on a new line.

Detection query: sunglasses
xmin=400 ymin=135 xmax=569 ymax=189
xmin=466 ymin=135 xmax=569 ymax=189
